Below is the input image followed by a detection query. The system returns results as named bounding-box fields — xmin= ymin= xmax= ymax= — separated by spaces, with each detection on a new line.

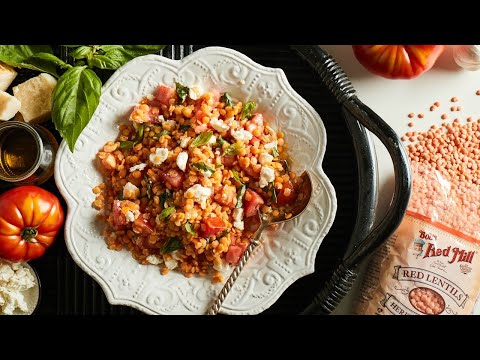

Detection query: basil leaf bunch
xmin=0 ymin=45 xmax=165 ymax=152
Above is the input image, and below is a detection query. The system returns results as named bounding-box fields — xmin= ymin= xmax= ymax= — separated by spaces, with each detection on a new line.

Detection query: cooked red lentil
xmin=92 ymin=83 xmax=302 ymax=283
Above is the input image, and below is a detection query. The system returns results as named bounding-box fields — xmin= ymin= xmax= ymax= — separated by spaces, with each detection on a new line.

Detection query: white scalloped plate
xmin=54 ymin=46 xmax=337 ymax=315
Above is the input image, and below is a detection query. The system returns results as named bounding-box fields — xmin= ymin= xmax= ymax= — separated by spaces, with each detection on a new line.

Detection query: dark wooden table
xmin=5 ymin=45 xmax=359 ymax=315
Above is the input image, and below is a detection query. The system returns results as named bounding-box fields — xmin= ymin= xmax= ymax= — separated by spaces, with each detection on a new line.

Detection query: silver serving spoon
xmin=207 ymin=171 xmax=313 ymax=315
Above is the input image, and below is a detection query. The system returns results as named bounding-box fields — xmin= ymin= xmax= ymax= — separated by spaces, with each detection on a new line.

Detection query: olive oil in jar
xmin=0 ymin=128 xmax=39 ymax=176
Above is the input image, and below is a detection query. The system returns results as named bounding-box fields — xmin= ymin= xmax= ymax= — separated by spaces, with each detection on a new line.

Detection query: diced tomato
xmin=112 ymin=200 xmax=127 ymax=228
xmin=276 ymin=180 xmax=298 ymax=206
xmin=201 ymin=217 xmax=228 ymax=238
xmin=133 ymin=217 xmax=154 ymax=235
xmin=226 ymin=242 xmax=247 ymax=264
xmin=245 ymin=114 xmax=264 ymax=133
xmin=222 ymin=155 xmax=236 ymax=167
xmin=160 ymin=169 xmax=185 ymax=190
xmin=155 ymin=85 xmax=177 ymax=105
xmin=215 ymin=185 xmax=237 ymax=208
xmin=244 ymin=189 xmax=264 ymax=217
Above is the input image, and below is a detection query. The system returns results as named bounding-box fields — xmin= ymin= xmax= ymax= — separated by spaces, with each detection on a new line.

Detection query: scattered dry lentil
xmin=408 ymin=113 xmax=415 ymax=118
xmin=408 ymin=122 xmax=415 ymax=127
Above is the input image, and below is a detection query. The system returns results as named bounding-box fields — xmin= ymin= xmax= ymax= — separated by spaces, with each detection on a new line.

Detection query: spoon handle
xmin=207 ymin=221 xmax=269 ymax=315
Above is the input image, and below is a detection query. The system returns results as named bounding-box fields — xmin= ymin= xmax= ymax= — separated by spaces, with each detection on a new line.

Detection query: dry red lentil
xmin=441 ymin=114 xmax=448 ymax=120
xmin=408 ymin=113 xmax=415 ymax=118
xmin=408 ymin=122 xmax=415 ymax=127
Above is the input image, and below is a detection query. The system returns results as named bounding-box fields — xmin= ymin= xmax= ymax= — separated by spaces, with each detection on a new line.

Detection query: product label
xmin=356 ymin=211 xmax=480 ymax=315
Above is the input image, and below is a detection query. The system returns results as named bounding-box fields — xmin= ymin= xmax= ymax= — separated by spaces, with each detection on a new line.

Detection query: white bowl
xmin=54 ymin=46 xmax=337 ymax=315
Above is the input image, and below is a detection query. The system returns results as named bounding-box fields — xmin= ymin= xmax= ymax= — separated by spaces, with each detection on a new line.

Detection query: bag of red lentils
xmin=356 ymin=161 xmax=480 ymax=315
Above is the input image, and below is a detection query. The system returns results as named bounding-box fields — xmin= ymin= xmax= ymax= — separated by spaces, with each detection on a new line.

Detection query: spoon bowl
xmin=207 ymin=171 xmax=313 ymax=315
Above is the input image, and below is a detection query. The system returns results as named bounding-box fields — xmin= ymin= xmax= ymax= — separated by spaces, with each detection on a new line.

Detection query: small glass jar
xmin=0 ymin=121 xmax=58 ymax=185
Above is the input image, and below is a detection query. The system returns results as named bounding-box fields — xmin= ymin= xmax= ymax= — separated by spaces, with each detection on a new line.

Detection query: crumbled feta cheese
xmin=157 ymin=115 xmax=165 ymax=122
xmin=123 ymin=182 xmax=140 ymax=199
xmin=129 ymin=163 xmax=147 ymax=173
xmin=162 ymin=120 xmax=177 ymax=130
xmin=264 ymin=140 xmax=278 ymax=152
xmin=210 ymin=118 xmax=230 ymax=133
xmin=146 ymin=94 xmax=155 ymax=101
xmin=164 ymin=258 xmax=178 ymax=270
xmin=149 ymin=148 xmax=169 ymax=166
xmin=188 ymin=86 xmax=201 ymax=100
xmin=184 ymin=184 xmax=212 ymax=209
xmin=171 ymin=250 xmax=183 ymax=261
xmin=0 ymin=260 xmax=35 ymax=315
xmin=232 ymin=128 xmax=253 ymax=142
xmin=176 ymin=151 xmax=188 ymax=172
xmin=233 ymin=208 xmax=244 ymax=230
xmin=259 ymin=166 xmax=275 ymax=188
xmin=180 ymin=135 xmax=191 ymax=148
xmin=208 ymin=135 xmax=217 ymax=145
xmin=233 ymin=221 xmax=244 ymax=231
xmin=224 ymin=117 xmax=235 ymax=124
xmin=213 ymin=259 xmax=231 ymax=273
xmin=259 ymin=153 xmax=274 ymax=165
xmin=146 ymin=255 xmax=163 ymax=265
xmin=126 ymin=209 xmax=140 ymax=223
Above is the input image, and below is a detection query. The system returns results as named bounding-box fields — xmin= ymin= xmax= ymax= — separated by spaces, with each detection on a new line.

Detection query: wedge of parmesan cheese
xmin=0 ymin=62 xmax=17 ymax=92
xmin=13 ymin=73 xmax=57 ymax=124
xmin=0 ymin=90 xmax=21 ymax=121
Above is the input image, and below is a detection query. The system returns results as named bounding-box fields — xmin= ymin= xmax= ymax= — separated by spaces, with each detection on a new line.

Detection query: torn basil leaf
xmin=158 ymin=206 xmax=175 ymax=220
xmin=190 ymin=131 xmax=213 ymax=147
xmin=236 ymin=184 xmax=246 ymax=208
xmin=231 ymin=170 xmax=244 ymax=185
xmin=221 ymin=93 xmax=233 ymax=107
xmin=185 ymin=222 xmax=197 ymax=236
xmin=240 ymin=101 xmax=256 ymax=120
xmin=160 ymin=237 xmax=183 ymax=254
xmin=175 ymin=82 xmax=189 ymax=103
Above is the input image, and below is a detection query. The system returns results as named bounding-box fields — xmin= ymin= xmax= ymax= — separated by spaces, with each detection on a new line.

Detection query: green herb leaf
xmin=272 ymin=146 xmax=279 ymax=158
xmin=159 ymin=190 xmax=170 ymax=209
xmin=62 ymin=45 xmax=83 ymax=48
xmin=236 ymin=184 xmax=246 ymax=208
xmin=190 ymin=131 xmax=213 ymax=147
xmin=145 ymin=175 xmax=152 ymax=199
xmin=281 ymin=159 xmax=290 ymax=173
xmin=117 ymin=192 xmax=124 ymax=200
xmin=240 ymin=101 xmax=256 ymax=120
xmin=270 ymin=183 xmax=278 ymax=203
xmin=120 ymin=141 xmax=136 ymax=149
xmin=221 ymin=93 xmax=233 ymax=107
xmin=219 ymin=229 xmax=230 ymax=238
xmin=25 ymin=53 xmax=72 ymax=71
xmin=160 ymin=236 xmax=183 ymax=254
xmin=136 ymin=124 xmax=145 ymax=142
xmin=179 ymin=124 xmax=190 ymax=131
xmin=175 ymin=82 xmax=189 ymax=103
xmin=223 ymin=142 xmax=242 ymax=156
xmin=122 ymin=45 xmax=166 ymax=57
xmin=191 ymin=162 xmax=215 ymax=177
xmin=231 ymin=170 xmax=244 ymax=185
xmin=0 ymin=45 xmax=61 ymax=76
xmin=52 ymin=66 xmax=102 ymax=152
xmin=68 ymin=46 xmax=93 ymax=60
xmin=185 ymin=222 xmax=197 ymax=236
xmin=158 ymin=206 xmax=175 ymax=220
xmin=159 ymin=129 xmax=170 ymax=137
xmin=216 ymin=136 xmax=229 ymax=147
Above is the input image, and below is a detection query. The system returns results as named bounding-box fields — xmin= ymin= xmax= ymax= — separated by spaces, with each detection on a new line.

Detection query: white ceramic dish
xmin=54 ymin=46 xmax=337 ymax=315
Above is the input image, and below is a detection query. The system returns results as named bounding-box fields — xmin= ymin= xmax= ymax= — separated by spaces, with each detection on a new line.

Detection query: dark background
xmin=3 ymin=45 xmax=358 ymax=315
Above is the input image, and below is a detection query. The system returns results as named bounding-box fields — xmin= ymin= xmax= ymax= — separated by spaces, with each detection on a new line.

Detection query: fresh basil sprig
xmin=0 ymin=45 xmax=165 ymax=153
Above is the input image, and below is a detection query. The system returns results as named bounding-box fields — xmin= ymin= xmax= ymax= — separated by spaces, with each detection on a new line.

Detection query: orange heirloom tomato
xmin=0 ymin=186 xmax=64 ymax=262
xmin=352 ymin=45 xmax=446 ymax=79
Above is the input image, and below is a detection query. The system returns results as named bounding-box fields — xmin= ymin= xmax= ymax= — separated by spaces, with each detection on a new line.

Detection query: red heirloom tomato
xmin=201 ymin=217 xmax=228 ymax=238
xmin=0 ymin=186 xmax=64 ymax=262
xmin=352 ymin=45 xmax=446 ymax=79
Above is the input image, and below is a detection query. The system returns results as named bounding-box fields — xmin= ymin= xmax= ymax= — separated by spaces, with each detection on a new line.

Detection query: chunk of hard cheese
xmin=0 ymin=62 xmax=17 ymax=91
xmin=0 ymin=90 xmax=21 ymax=120
xmin=13 ymin=73 xmax=57 ymax=124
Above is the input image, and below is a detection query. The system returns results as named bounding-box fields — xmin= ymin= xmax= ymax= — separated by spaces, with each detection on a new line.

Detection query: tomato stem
xmin=21 ymin=227 xmax=38 ymax=243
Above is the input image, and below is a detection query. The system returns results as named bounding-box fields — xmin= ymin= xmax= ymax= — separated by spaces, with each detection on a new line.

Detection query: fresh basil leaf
xmin=272 ymin=146 xmax=279 ymax=158
xmin=179 ymin=124 xmax=190 ymax=131
xmin=159 ymin=190 xmax=170 ymax=209
xmin=68 ymin=46 xmax=93 ymax=60
xmin=26 ymin=52 xmax=71 ymax=70
xmin=145 ymin=175 xmax=152 ymax=199
xmin=190 ymin=131 xmax=213 ymax=147
xmin=158 ymin=206 xmax=175 ymax=220
xmin=62 ymin=45 xmax=83 ymax=48
xmin=223 ymin=142 xmax=242 ymax=156
xmin=0 ymin=45 xmax=53 ymax=67
xmin=216 ymin=136 xmax=229 ymax=147
xmin=236 ymin=184 xmax=246 ymax=208
xmin=120 ymin=140 xmax=135 ymax=149
xmin=240 ymin=101 xmax=256 ymax=120
xmin=221 ymin=93 xmax=233 ymax=107
xmin=122 ymin=45 xmax=166 ymax=57
xmin=185 ymin=222 xmax=197 ymax=236
xmin=52 ymin=66 xmax=101 ymax=152
xmin=231 ymin=170 xmax=243 ymax=185
xmin=92 ymin=51 xmax=131 ymax=70
xmin=281 ymin=159 xmax=290 ymax=173
xmin=160 ymin=236 xmax=183 ymax=254
xmin=175 ymin=82 xmax=189 ymax=103
xmin=136 ymin=124 xmax=145 ymax=142
xmin=270 ymin=183 xmax=278 ymax=203
xmin=191 ymin=162 xmax=215 ymax=177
